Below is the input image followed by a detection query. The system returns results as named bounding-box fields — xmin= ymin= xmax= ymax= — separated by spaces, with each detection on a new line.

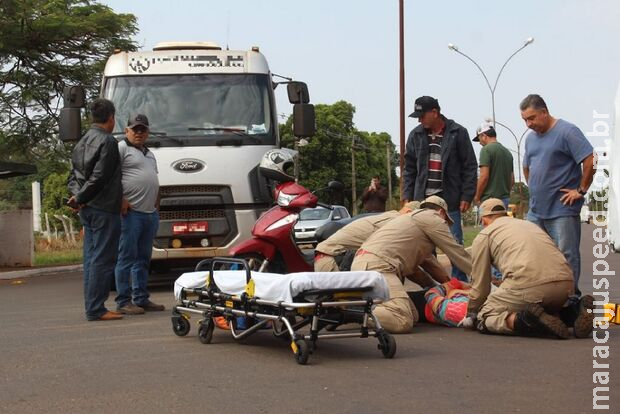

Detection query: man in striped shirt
xmin=402 ymin=96 xmax=478 ymax=281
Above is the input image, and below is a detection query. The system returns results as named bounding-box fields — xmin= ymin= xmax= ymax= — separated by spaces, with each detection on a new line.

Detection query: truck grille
xmin=160 ymin=185 xmax=227 ymax=196
xmin=158 ymin=209 xmax=226 ymax=221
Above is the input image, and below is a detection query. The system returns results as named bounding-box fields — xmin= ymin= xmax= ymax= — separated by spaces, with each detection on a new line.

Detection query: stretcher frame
xmin=171 ymin=257 xmax=396 ymax=365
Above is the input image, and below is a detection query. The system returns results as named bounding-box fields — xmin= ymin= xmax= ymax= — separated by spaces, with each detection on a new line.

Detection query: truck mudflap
xmin=228 ymin=238 xmax=276 ymax=260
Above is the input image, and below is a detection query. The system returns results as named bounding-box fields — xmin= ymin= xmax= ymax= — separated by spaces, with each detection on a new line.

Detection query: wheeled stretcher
xmin=171 ymin=257 xmax=397 ymax=365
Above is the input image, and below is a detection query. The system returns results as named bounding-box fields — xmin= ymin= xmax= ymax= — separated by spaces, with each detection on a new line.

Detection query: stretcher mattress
xmin=174 ymin=270 xmax=389 ymax=303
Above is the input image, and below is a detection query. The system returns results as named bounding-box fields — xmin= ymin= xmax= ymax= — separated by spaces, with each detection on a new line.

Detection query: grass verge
xmin=34 ymin=248 xmax=83 ymax=267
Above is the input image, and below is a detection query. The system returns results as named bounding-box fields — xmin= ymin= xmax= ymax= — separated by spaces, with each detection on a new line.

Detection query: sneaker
xmin=573 ymin=295 xmax=595 ymax=338
xmin=117 ymin=303 xmax=145 ymax=315
xmin=525 ymin=303 xmax=571 ymax=339
xmin=139 ymin=301 xmax=165 ymax=312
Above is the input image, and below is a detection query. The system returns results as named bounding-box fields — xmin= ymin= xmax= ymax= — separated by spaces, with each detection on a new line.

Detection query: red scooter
xmin=228 ymin=148 xmax=342 ymax=273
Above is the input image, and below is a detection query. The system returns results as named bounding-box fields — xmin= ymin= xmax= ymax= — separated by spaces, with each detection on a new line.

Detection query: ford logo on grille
xmin=172 ymin=159 xmax=205 ymax=173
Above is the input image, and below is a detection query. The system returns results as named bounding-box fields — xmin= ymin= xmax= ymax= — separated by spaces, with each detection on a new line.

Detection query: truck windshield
xmin=103 ymin=74 xmax=275 ymax=146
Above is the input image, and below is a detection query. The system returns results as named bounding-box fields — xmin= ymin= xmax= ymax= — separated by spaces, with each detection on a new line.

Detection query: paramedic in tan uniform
xmin=464 ymin=198 xmax=594 ymax=339
xmin=351 ymin=196 xmax=472 ymax=334
xmin=315 ymin=202 xmax=450 ymax=285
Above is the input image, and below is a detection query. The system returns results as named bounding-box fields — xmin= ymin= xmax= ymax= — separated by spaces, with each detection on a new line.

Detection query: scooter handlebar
xmin=316 ymin=201 xmax=333 ymax=210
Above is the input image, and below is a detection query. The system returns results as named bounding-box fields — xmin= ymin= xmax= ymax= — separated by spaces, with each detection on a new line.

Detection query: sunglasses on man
xmin=130 ymin=126 xmax=148 ymax=133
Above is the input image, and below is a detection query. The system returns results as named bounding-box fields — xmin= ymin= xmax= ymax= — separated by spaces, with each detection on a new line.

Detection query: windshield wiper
xmin=187 ymin=127 xmax=261 ymax=143
xmin=188 ymin=127 xmax=246 ymax=133
xmin=112 ymin=130 xmax=169 ymax=137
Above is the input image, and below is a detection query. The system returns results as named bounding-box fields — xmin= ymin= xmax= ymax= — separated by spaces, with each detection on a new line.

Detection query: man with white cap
xmin=461 ymin=198 xmax=594 ymax=339
xmin=472 ymin=121 xmax=514 ymax=208
xmin=350 ymin=195 xmax=472 ymax=334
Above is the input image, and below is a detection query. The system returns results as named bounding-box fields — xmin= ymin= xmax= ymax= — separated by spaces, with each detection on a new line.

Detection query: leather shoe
xmin=117 ymin=303 xmax=145 ymax=315
xmin=98 ymin=311 xmax=123 ymax=321
xmin=139 ymin=301 xmax=165 ymax=312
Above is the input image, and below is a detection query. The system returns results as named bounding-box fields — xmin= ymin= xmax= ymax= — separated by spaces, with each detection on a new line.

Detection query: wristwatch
xmin=578 ymin=187 xmax=587 ymax=196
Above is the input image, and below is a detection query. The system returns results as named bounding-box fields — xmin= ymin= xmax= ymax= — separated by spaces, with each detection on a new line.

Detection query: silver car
xmin=293 ymin=205 xmax=351 ymax=246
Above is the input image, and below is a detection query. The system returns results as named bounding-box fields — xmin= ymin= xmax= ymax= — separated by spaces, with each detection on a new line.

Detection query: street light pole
xmin=398 ymin=0 xmax=405 ymax=202
xmin=491 ymin=119 xmax=528 ymax=184
xmin=448 ymin=37 xmax=534 ymax=128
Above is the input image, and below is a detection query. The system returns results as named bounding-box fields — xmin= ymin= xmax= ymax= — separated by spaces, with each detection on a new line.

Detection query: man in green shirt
xmin=472 ymin=121 xmax=514 ymax=207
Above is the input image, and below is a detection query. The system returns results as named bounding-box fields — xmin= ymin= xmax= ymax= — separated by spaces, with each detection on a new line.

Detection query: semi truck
xmin=60 ymin=41 xmax=315 ymax=270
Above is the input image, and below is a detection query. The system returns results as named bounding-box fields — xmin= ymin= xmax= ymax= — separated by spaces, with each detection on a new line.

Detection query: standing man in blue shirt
xmin=520 ymin=94 xmax=595 ymax=297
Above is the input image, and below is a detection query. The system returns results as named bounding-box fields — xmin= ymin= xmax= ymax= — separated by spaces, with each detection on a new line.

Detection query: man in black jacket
xmin=68 ymin=98 xmax=123 ymax=321
xmin=402 ymin=96 xmax=477 ymax=281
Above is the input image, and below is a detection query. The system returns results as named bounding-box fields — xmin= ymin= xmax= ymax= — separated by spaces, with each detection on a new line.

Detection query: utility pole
xmin=398 ymin=0 xmax=405 ymax=202
xmin=351 ymin=138 xmax=357 ymax=215
xmin=386 ymin=140 xmax=392 ymax=209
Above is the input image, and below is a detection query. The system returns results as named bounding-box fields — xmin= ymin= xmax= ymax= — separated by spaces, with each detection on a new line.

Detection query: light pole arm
xmin=493 ymin=43 xmax=530 ymax=93
xmin=451 ymin=48 xmax=493 ymax=94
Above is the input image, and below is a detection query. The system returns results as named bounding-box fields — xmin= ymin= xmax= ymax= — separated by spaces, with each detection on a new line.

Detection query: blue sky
xmin=101 ymin=0 xmax=620 ymax=176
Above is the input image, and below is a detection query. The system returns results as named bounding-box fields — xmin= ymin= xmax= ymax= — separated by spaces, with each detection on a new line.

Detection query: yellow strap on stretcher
xmin=245 ymin=279 xmax=256 ymax=297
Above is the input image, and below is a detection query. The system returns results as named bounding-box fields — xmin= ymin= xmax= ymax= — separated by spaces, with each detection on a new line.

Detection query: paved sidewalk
xmin=0 ymin=250 xmax=461 ymax=282
xmin=0 ymin=264 xmax=83 ymax=280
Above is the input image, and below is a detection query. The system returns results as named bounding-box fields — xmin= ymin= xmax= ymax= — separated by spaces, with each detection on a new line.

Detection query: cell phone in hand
xmin=63 ymin=196 xmax=78 ymax=209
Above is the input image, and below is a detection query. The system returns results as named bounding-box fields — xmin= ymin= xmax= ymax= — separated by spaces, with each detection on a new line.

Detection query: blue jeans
xmin=447 ymin=210 xmax=468 ymax=282
xmin=79 ymin=207 xmax=121 ymax=320
xmin=527 ymin=213 xmax=581 ymax=296
xmin=115 ymin=210 xmax=159 ymax=307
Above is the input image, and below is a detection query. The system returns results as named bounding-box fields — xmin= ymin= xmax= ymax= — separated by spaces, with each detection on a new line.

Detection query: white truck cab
xmin=60 ymin=41 xmax=315 ymax=270
xmin=608 ymin=83 xmax=620 ymax=252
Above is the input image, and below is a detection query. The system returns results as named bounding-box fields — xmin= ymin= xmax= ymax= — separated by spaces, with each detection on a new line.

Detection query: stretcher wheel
xmin=293 ymin=339 xmax=310 ymax=365
xmin=172 ymin=316 xmax=190 ymax=336
xmin=378 ymin=332 xmax=396 ymax=359
xmin=198 ymin=319 xmax=214 ymax=344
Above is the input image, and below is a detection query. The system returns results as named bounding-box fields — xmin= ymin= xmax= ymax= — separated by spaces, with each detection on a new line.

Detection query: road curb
xmin=0 ymin=264 xmax=83 ymax=280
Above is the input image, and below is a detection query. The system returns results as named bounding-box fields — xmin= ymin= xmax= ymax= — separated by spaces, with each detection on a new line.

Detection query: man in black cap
xmin=114 ymin=113 xmax=165 ymax=315
xmin=402 ymin=96 xmax=477 ymax=282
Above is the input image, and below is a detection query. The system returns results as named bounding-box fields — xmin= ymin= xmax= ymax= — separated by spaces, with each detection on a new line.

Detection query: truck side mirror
xmin=287 ymin=82 xmax=310 ymax=104
xmin=59 ymin=108 xmax=82 ymax=142
xmin=59 ymin=86 xmax=86 ymax=142
xmin=293 ymin=104 xmax=315 ymax=138
xmin=63 ymin=86 xmax=86 ymax=108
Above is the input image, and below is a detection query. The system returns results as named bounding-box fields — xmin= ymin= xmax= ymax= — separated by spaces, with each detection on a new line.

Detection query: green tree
xmin=0 ymin=0 xmax=138 ymax=207
xmin=280 ymin=100 xmax=398 ymax=212
xmin=41 ymin=171 xmax=76 ymax=225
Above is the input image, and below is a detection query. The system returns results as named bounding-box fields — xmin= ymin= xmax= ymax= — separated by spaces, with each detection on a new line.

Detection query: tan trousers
xmin=478 ymin=280 xmax=574 ymax=334
xmin=314 ymin=254 xmax=339 ymax=272
xmin=351 ymin=254 xmax=418 ymax=334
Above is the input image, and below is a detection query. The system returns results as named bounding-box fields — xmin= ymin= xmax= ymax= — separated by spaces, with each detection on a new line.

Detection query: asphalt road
xmin=0 ymin=223 xmax=618 ymax=413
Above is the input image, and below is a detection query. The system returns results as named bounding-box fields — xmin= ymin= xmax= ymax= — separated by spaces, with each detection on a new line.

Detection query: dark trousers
xmin=79 ymin=206 xmax=120 ymax=320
